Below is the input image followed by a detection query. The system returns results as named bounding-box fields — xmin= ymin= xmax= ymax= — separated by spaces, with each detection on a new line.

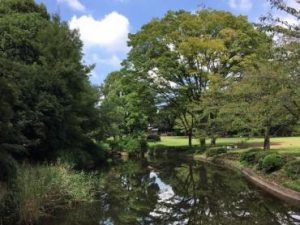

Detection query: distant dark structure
xmin=147 ymin=126 xmax=160 ymax=142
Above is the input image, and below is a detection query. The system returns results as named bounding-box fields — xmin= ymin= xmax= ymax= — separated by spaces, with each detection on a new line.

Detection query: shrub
xmin=240 ymin=149 xmax=260 ymax=165
xmin=240 ymin=149 xmax=273 ymax=167
xmin=255 ymin=151 xmax=274 ymax=170
xmin=206 ymin=147 xmax=227 ymax=157
xmin=124 ymin=136 xmax=148 ymax=156
xmin=98 ymin=142 xmax=110 ymax=152
xmin=0 ymin=153 xmax=18 ymax=182
xmin=147 ymin=134 xmax=161 ymax=142
xmin=285 ymin=160 xmax=300 ymax=179
xmin=107 ymin=140 xmax=125 ymax=152
xmin=261 ymin=153 xmax=286 ymax=173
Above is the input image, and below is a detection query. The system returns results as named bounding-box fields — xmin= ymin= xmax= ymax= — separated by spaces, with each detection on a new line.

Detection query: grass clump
xmin=14 ymin=163 xmax=99 ymax=225
xmin=285 ymin=160 xmax=300 ymax=179
xmin=283 ymin=180 xmax=300 ymax=192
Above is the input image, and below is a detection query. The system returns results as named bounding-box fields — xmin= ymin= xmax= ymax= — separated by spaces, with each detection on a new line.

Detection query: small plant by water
xmin=10 ymin=163 xmax=100 ymax=225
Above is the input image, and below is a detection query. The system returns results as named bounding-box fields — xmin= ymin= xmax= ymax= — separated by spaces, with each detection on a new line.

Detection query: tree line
xmin=0 ymin=0 xmax=105 ymax=180
xmin=100 ymin=0 xmax=300 ymax=150
xmin=0 ymin=0 xmax=299 ymax=181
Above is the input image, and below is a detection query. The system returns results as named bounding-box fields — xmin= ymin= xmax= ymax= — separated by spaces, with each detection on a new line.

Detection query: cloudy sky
xmin=34 ymin=0 xmax=297 ymax=84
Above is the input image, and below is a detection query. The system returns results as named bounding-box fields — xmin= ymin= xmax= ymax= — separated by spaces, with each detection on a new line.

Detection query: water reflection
xmin=42 ymin=157 xmax=300 ymax=225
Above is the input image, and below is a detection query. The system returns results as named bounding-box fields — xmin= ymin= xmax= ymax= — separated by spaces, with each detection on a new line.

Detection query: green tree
xmin=261 ymin=0 xmax=300 ymax=120
xmin=221 ymin=62 xmax=293 ymax=149
xmin=0 ymin=0 xmax=104 ymax=168
xmin=100 ymin=70 xmax=157 ymax=138
xmin=125 ymin=10 xmax=269 ymax=147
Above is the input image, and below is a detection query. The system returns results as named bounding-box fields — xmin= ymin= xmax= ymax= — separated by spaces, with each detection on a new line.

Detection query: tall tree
xmin=0 ymin=0 xmax=103 ymax=165
xmin=261 ymin=0 xmax=300 ymax=120
xmin=221 ymin=62 xmax=294 ymax=149
xmin=125 ymin=10 xmax=269 ymax=147
xmin=100 ymin=70 xmax=157 ymax=139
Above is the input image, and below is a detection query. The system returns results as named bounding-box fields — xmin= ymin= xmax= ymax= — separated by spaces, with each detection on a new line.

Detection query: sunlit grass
xmin=151 ymin=136 xmax=300 ymax=156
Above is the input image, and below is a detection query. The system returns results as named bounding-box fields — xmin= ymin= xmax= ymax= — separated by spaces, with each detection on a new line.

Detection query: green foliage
xmin=0 ymin=0 xmax=104 ymax=167
xmin=261 ymin=153 xmax=286 ymax=173
xmin=0 ymin=153 xmax=18 ymax=182
xmin=285 ymin=160 xmax=300 ymax=179
xmin=240 ymin=149 xmax=273 ymax=167
xmin=13 ymin=163 xmax=99 ymax=224
xmin=124 ymin=9 xmax=270 ymax=147
xmin=57 ymin=142 xmax=106 ymax=170
xmin=255 ymin=151 xmax=275 ymax=170
xmin=146 ymin=134 xmax=161 ymax=142
xmin=107 ymin=140 xmax=125 ymax=152
xmin=206 ymin=147 xmax=227 ymax=157
xmin=99 ymin=70 xmax=157 ymax=139
xmin=123 ymin=136 xmax=148 ymax=155
xmin=283 ymin=180 xmax=300 ymax=192
xmin=240 ymin=149 xmax=260 ymax=165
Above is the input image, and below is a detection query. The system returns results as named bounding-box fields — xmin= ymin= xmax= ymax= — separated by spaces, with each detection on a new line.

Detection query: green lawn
xmin=151 ymin=136 xmax=300 ymax=156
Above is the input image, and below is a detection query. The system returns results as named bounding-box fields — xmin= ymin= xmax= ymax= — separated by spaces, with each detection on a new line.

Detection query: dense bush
xmin=147 ymin=134 xmax=161 ymax=142
xmin=124 ymin=136 xmax=148 ymax=156
xmin=0 ymin=153 xmax=18 ymax=182
xmin=240 ymin=149 xmax=273 ymax=167
xmin=107 ymin=140 xmax=124 ymax=152
xmin=57 ymin=142 xmax=106 ymax=170
xmin=261 ymin=153 xmax=286 ymax=173
xmin=256 ymin=151 xmax=275 ymax=170
xmin=240 ymin=149 xmax=260 ymax=165
xmin=285 ymin=160 xmax=300 ymax=179
xmin=206 ymin=147 xmax=227 ymax=157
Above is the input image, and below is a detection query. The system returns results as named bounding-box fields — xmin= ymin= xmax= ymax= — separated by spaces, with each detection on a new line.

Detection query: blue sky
xmin=34 ymin=0 xmax=274 ymax=84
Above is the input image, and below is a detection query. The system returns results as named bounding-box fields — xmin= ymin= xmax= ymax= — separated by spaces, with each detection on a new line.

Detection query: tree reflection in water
xmin=41 ymin=157 xmax=300 ymax=225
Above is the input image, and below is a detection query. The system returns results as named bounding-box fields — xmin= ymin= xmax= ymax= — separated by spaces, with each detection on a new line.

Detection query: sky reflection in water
xmin=42 ymin=157 xmax=300 ymax=225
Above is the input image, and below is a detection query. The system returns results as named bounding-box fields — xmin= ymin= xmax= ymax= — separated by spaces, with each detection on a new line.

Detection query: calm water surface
xmin=42 ymin=157 xmax=300 ymax=225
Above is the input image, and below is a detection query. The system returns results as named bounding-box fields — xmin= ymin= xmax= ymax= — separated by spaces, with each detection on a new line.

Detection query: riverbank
xmin=194 ymin=153 xmax=300 ymax=205
xmin=149 ymin=136 xmax=300 ymax=204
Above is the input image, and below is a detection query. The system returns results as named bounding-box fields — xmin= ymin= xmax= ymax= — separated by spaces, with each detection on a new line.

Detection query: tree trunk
xmin=211 ymin=136 xmax=216 ymax=146
xmin=263 ymin=126 xmax=270 ymax=150
xmin=188 ymin=129 xmax=193 ymax=148
xmin=200 ymin=137 xmax=206 ymax=150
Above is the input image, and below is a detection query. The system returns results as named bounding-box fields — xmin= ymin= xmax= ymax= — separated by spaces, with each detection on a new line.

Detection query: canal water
xmin=42 ymin=157 xmax=300 ymax=225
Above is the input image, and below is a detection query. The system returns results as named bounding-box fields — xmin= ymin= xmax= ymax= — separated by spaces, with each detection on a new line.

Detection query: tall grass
xmin=14 ymin=163 xmax=100 ymax=225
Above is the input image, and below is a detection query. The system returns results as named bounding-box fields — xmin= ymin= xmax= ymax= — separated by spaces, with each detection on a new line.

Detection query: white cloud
xmin=69 ymin=12 xmax=130 ymax=52
xmin=229 ymin=0 xmax=253 ymax=12
xmin=57 ymin=0 xmax=85 ymax=12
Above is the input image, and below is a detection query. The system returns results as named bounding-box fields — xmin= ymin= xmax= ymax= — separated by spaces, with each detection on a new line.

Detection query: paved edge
xmin=241 ymin=167 xmax=300 ymax=205
xmin=194 ymin=155 xmax=300 ymax=206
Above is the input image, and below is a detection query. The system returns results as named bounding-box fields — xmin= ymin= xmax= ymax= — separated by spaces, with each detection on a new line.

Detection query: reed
xmin=14 ymin=163 xmax=99 ymax=225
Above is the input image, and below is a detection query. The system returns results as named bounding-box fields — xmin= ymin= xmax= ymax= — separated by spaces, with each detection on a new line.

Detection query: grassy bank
xmin=150 ymin=136 xmax=300 ymax=193
xmin=195 ymin=149 xmax=300 ymax=193
xmin=150 ymin=136 xmax=300 ymax=156
xmin=1 ymin=163 xmax=101 ymax=225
